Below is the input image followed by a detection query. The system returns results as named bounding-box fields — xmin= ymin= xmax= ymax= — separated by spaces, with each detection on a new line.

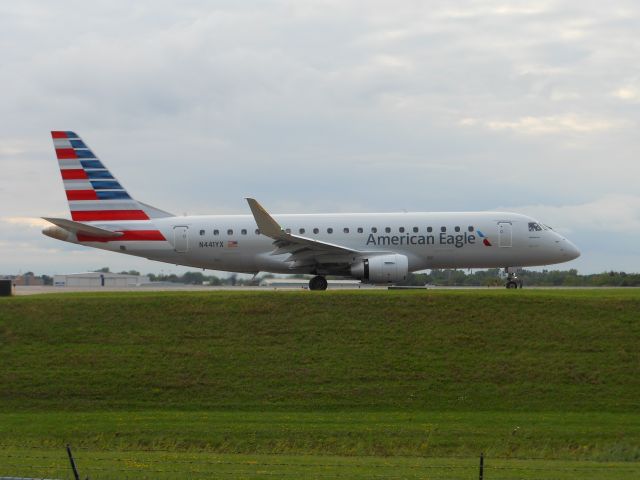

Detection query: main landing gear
xmin=309 ymin=275 xmax=328 ymax=291
xmin=505 ymin=269 xmax=523 ymax=289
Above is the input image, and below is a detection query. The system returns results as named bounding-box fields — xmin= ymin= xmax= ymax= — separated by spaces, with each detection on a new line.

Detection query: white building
xmin=53 ymin=272 xmax=150 ymax=287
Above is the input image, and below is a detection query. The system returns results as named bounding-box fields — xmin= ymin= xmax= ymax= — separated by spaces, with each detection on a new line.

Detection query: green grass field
xmin=1 ymin=289 xmax=639 ymax=478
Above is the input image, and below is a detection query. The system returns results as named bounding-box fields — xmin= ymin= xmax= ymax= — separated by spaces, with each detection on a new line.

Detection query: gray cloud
xmin=1 ymin=0 xmax=639 ymax=274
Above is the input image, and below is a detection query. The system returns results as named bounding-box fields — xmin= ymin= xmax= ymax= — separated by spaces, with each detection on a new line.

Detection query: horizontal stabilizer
xmin=42 ymin=217 xmax=123 ymax=238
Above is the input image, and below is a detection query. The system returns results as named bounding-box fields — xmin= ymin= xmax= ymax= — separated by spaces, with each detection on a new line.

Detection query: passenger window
xmin=385 ymin=227 xmax=391 ymax=233
xmin=199 ymin=229 xmax=205 ymax=236
xmin=357 ymin=227 xmax=363 ymax=233
xmin=285 ymin=228 xmax=291 ymax=234
xmin=313 ymin=228 xmax=319 ymax=234
xmin=371 ymin=227 xmax=377 ymax=233
xmin=255 ymin=229 xmax=260 ymax=235
xmin=214 ymin=229 xmax=219 ymax=235
xmin=241 ymin=229 xmax=247 ymax=235
xmin=468 ymin=226 xmax=474 ymax=232
xmin=399 ymin=227 xmax=405 ymax=233
xmin=327 ymin=228 xmax=333 ymax=234
xmin=440 ymin=226 xmax=446 ymax=233
xmin=454 ymin=226 xmax=460 ymax=232
xmin=343 ymin=227 xmax=349 ymax=233
xmin=299 ymin=228 xmax=305 ymax=234
xmin=427 ymin=227 xmax=433 ymax=233
xmin=413 ymin=227 xmax=418 ymax=233
xmin=227 ymin=229 xmax=233 ymax=235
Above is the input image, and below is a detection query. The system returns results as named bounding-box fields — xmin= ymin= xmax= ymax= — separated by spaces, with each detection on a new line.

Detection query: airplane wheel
xmin=506 ymin=281 xmax=518 ymax=289
xmin=309 ymin=275 xmax=328 ymax=291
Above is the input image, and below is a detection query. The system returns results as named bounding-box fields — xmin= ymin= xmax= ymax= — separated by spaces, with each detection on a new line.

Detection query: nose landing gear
xmin=309 ymin=275 xmax=328 ymax=291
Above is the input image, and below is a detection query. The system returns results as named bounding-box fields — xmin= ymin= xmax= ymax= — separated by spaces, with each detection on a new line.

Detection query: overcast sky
xmin=1 ymin=0 xmax=639 ymax=275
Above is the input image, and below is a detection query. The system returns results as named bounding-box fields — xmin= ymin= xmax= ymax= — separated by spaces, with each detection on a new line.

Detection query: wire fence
xmin=1 ymin=445 xmax=639 ymax=480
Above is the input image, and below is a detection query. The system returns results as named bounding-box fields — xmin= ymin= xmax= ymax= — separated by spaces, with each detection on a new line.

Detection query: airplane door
xmin=173 ymin=226 xmax=189 ymax=253
xmin=498 ymin=222 xmax=512 ymax=247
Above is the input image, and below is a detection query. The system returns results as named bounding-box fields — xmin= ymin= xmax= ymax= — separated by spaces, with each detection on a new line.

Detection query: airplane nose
xmin=562 ymin=239 xmax=581 ymax=260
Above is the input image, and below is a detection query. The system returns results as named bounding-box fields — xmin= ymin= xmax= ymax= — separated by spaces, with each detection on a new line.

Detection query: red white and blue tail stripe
xmin=52 ymin=131 xmax=151 ymax=222
xmin=51 ymin=131 xmax=172 ymax=243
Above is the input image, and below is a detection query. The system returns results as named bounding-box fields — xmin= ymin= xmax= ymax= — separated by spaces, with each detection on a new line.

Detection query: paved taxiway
xmin=11 ymin=285 xmax=635 ymax=295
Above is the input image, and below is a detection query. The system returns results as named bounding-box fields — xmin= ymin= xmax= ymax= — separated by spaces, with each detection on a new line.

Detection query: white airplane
xmin=43 ymin=131 xmax=580 ymax=290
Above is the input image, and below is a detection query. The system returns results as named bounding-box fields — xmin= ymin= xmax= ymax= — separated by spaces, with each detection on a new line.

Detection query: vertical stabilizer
xmin=51 ymin=131 xmax=173 ymax=221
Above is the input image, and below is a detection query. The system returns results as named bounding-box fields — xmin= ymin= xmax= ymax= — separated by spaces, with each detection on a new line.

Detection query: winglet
xmin=245 ymin=198 xmax=284 ymax=238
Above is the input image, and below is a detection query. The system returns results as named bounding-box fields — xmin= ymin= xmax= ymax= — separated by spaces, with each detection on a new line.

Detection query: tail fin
xmin=51 ymin=131 xmax=173 ymax=221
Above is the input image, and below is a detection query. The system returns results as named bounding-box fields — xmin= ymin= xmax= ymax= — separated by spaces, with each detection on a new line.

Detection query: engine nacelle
xmin=350 ymin=254 xmax=409 ymax=284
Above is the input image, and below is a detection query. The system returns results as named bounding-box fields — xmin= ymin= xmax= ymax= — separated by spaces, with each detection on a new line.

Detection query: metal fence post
xmin=479 ymin=452 xmax=484 ymax=480
xmin=66 ymin=444 xmax=80 ymax=480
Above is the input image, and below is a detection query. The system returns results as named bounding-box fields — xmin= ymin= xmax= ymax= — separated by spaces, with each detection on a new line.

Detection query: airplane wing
xmin=245 ymin=198 xmax=361 ymax=268
xmin=42 ymin=217 xmax=124 ymax=238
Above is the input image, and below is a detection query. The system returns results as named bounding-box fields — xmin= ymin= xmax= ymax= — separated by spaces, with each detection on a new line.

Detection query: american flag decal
xmin=228 ymin=240 xmax=238 ymax=248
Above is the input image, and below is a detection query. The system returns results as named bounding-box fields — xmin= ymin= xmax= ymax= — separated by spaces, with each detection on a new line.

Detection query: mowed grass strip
xmin=0 ymin=289 xmax=639 ymax=467
xmin=1 ymin=290 xmax=639 ymax=411
xmin=1 ymin=410 xmax=639 ymax=460
xmin=1 ymin=448 xmax=639 ymax=480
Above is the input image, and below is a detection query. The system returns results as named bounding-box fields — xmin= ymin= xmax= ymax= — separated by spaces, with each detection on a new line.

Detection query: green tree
xmin=182 ymin=272 xmax=206 ymax=285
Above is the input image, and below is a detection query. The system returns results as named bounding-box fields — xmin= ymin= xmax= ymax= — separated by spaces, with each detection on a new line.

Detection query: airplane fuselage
xmin=64 ymin=211 xmax=579 ymax=275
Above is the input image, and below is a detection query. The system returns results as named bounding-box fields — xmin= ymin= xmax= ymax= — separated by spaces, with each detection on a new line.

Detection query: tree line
xmin=104 ymin=267 xmax=640 ymax=287
xmin=11 ymin=268 xmax=640 ymax=287
xmin=399 ymin=269 xmax=640 ymax=287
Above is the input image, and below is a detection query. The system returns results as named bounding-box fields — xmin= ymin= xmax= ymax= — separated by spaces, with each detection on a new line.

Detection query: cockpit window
xmin=528 ymin=222 xmax=543 ymax=232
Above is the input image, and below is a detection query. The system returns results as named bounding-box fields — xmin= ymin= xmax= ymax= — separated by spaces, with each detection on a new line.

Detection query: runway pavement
xmin=11 ymin=284 xmax=383 ymax=295
xmin=11 ymin=284 xmax=633 ymax=295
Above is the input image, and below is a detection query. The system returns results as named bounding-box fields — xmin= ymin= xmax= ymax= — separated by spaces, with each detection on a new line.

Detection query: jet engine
xmin=350 ymin=254 xmax=409 ymax=284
